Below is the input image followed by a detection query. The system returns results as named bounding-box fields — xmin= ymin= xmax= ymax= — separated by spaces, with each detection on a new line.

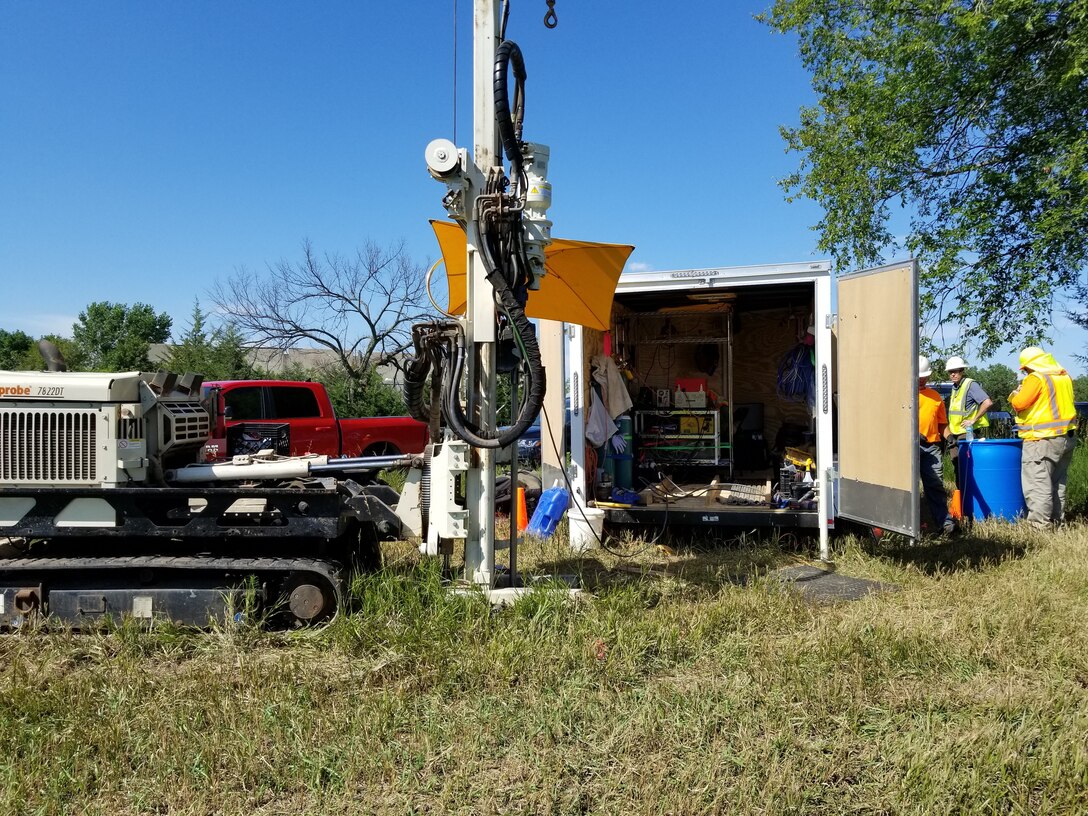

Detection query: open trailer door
xmin=836 ymin=260 xmax=919 ymax=537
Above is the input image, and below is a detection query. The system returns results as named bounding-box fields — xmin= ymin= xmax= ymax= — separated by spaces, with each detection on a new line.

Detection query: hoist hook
xmin=543 ymin=0 xmax=557 ymax=28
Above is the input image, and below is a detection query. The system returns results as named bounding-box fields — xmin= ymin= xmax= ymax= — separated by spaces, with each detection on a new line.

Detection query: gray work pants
xmin=920 ymin=443 xmax=951 ymax=533
xmin=1021 ymin=435 xmax=1077 ymax=529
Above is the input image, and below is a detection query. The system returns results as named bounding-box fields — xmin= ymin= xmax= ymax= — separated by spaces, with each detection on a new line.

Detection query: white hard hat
xmin=946 ymin=355 xmax=967 ymax=371
xmin=918 ymin=355 xmax=932 ymax=378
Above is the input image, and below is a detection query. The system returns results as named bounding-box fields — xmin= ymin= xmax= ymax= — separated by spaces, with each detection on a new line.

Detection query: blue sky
xmin=1 ymin=1 xmax=1083 ymax=375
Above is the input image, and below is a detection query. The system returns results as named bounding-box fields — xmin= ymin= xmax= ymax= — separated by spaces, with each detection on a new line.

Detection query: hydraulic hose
xmin=403 ymin=325 xmax=434 ymax=424
xmin=440 ymin=262 xmax=545 ymax=449
xmin=493 ymin=40 xmax=526 ymax=189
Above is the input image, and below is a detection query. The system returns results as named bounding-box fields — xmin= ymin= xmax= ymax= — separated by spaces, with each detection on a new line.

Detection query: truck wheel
xmin=363 ymin=442 xmax=402 ymax=457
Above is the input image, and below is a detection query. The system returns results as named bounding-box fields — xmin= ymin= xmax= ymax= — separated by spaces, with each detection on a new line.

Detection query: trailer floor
xmin=598 ymin=490 xmax=820 ymax=531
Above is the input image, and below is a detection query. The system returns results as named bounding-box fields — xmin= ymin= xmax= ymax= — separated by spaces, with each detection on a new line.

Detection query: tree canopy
xmin=973 ymin=362 xmax=1020 ymax=412
xmin=0 ymin=329 xmax=34 ymax=370
xmin=763 ymin=0 xmax=1088 ymax=355
xmin=73 ymin=302 xmax=172 ymax=371
xmin=164 ymin=301 xmax=257 ymax=380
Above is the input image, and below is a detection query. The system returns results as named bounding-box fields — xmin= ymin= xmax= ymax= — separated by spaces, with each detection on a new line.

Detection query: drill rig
xmin=401 ymin=0 xmax=556 ymax=590
xmin=0 ymin=351 xmax=414 ymax=627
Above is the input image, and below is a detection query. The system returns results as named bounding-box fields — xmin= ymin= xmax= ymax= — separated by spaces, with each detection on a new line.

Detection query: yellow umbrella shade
xmin=430 ymin=220 xmax=634 ymax=331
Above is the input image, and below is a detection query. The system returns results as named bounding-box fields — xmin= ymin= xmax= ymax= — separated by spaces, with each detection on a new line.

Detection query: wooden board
xmin=731 ymin=306 xmax=813 ymax=447
xmin=837 ymin=263 xmax=915 ymax=493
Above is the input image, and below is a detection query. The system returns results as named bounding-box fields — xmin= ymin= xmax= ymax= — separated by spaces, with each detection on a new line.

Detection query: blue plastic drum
xmin=959 ymin=438 xmax=1026 ymax=521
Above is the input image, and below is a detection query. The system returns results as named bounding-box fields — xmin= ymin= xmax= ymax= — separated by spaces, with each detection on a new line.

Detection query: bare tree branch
xmin=213 ymin=240 xmax=434 ymax=385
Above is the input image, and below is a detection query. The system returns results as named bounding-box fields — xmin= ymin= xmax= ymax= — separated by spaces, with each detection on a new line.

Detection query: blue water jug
xmin=526 ymin=485 xmax=569 ymax=537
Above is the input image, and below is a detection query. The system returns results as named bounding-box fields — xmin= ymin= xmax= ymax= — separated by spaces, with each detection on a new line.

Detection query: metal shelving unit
xmin=619 ymin=307 xmax=734 ymax=475
xmin=635 ymin=409 xmax=730 ymax=467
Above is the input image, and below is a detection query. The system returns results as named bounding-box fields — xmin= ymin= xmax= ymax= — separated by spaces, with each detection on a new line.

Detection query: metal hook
xmin=544 ymin=0 xmax=557 ymax=28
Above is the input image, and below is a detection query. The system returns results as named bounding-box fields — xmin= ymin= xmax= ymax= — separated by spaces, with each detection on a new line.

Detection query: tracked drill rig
xmin=0 ymin=348 xmax=414 ymax=627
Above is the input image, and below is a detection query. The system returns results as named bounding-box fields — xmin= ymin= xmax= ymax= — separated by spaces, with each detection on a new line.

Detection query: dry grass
xmin=3 ymin=515 xmax=1088 ymax=814
xmin=9 ymin=447 xmax=1085 ymax=815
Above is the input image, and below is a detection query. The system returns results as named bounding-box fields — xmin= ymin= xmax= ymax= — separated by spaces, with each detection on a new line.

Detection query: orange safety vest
xmin=1014 ymin=371 xmax=1078 ymax=440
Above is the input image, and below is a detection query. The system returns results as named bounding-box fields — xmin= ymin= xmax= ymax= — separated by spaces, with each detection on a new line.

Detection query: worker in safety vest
xmin=918 ymin=355 xmax=954 ymax=535
xmin=945 ymin=355 xmax=993 ymax=490
xmin=1010 ymin=346 xmax=1079 ymax=529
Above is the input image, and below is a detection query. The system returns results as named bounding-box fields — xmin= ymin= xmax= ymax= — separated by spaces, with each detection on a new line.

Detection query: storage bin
xmin=960 ymin=439 xmax=1026 ymax=521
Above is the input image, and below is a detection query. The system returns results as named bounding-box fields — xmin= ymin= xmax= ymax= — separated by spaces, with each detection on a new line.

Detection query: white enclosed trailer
xmin=565 ymin=259 xmax=920 ymax=560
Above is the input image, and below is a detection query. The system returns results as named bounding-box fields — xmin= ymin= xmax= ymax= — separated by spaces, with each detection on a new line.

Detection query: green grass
xmin=3 ymin=519 xmax=1088 ymax=815
xmin=1065 ymin=437 xmax=1088 ymax=516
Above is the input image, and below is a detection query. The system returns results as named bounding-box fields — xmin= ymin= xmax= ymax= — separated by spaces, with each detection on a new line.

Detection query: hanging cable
xmin=425 ymin=258 xmax=456 ymax=317
xmin=452 ymin=0 xmax=458 ymax=144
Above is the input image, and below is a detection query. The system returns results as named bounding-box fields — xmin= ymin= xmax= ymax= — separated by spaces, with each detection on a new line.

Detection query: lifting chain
xmin=543 ymin=0 xmax=557 ymax=28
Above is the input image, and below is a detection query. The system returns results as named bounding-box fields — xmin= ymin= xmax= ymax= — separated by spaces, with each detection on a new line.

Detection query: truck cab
xmin=201 ymin=380 xmax=427 ymax=461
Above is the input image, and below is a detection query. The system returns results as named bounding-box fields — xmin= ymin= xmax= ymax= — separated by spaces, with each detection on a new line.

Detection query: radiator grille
xmin=1 ymin=409 xmax=98 ymax=483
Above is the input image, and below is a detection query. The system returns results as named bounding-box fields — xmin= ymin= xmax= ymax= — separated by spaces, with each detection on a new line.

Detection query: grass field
xmin=2 ymin=446 xmax=1087 ymax=815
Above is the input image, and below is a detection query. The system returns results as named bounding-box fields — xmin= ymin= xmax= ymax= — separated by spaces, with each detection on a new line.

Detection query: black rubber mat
xmin=774 ymin=564 xmax=898 ymax=603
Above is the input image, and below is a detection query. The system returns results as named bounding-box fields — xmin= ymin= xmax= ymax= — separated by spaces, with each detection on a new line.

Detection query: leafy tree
xmin=10 ymin=334 xmax=86 ymax=371
xmin=1073 ymin=373 xmax=1088 ymax=402
xmin=72 ymin=302 xmax=172 ymax=371
xmin=165 ymin=301 xmax=257 ymax=380
xmin=321 ymin=366 xmax=407 ymax=418
xmin=973 ymin=363 xmax=1019 ymax=413
xmin=22 ymin=335 xmax=87 ymax=369
xmin=277 ymin=360 xmax=406 ymax=418
xmin=213 ymin=240 xmax=433 ymax=403
xmin=763 ymin=0 xmax=1088 ymax=356
xmin=0 ymin=329 xmax=34 ymax=370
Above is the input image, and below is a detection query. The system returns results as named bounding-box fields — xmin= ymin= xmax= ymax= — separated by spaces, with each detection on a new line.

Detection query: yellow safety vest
xmin=1014 ymin=372 xmax=1078 ymax=440
xmin=948 ymin=377 xmax=989 ymax=435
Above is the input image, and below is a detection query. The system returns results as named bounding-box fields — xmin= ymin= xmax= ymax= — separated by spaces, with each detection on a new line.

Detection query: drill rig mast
xmin=404 ymin=0 xmax=555 ymax=589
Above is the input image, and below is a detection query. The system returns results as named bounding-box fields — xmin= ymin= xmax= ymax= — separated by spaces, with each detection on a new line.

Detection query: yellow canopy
xmin=430 ymin=220 xmax=634 ymax=331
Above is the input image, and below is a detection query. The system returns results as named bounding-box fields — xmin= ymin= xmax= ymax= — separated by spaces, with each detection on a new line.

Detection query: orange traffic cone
xmin=516 ymin=487 xmax=529 ymax=532
xmin=949 ymin=489 xmax=963 ymax=521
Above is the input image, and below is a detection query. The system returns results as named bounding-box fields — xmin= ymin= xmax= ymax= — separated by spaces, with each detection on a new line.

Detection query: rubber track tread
xmin=0 ymin=555 xmax=346 ymax=619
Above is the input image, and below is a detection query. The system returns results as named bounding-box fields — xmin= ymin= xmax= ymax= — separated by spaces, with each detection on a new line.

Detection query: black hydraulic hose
xmin=494 ymin=40 xmax=526 ymax=185
xmin=403 ymin=328 xmax=433 ymax=424
xmin=441 ymin=273 xmax=545 ymax=449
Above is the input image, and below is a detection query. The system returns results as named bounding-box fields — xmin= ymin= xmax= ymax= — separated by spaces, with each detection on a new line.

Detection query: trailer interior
xmin=589 ymin=279 xmax=824 ymax=534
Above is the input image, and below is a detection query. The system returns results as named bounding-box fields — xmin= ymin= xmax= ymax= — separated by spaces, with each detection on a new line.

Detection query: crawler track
xmin=0 ymin=554 xmax=346 ymax=628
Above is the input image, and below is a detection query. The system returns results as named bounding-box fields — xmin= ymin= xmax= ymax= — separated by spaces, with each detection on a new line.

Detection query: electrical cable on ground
xmin=541 ymin=402 xmax=662 ymax=559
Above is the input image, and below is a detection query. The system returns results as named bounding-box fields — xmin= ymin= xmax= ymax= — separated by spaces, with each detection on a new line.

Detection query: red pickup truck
xmin=200 ymin=379 xmax=427 ymax=461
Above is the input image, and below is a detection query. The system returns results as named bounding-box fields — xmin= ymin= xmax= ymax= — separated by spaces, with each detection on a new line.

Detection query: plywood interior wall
xmin=623 ymin=308 xmax=732 ymax=399
xmin=732 ymin=306 xmax=814 ymax=447
xmin=606 ymin=301 xmax=815 ymax=449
